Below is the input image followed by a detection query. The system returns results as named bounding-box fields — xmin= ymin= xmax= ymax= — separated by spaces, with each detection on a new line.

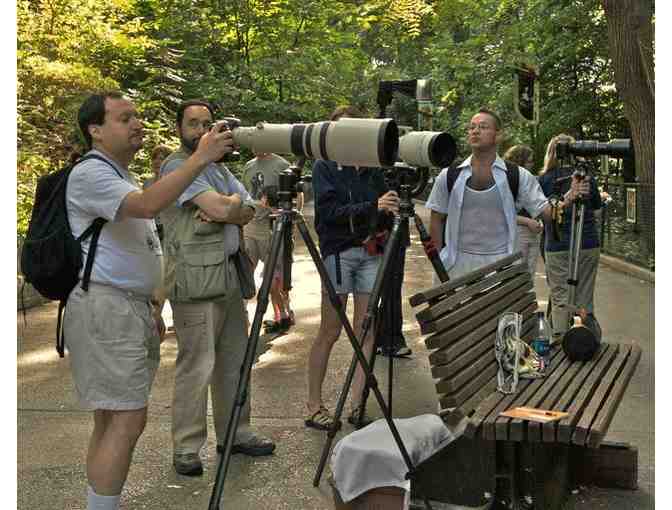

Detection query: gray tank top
xmin=458 ymin=184 xmax=509 ymax=255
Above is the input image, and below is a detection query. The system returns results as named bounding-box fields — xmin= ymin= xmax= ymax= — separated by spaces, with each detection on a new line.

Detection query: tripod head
xmin=382 ymin=163 xmax=430 ymax=203
xmin=387 ymin=164 xmax=425 ymax=217
xmin=277 ymin=158 xmax=310 ymax=210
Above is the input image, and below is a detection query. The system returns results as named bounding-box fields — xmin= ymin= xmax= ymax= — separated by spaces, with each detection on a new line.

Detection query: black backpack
xmin=446 ymin=160 xmax=520 ymax=201
xmin=20 ymin=154 xmax=121 ymax=357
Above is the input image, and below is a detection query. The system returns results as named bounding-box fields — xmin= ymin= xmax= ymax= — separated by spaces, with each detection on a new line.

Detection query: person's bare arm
xmin=430 ymin=210 xmax=447 ymax=249
xmin=191 ymin=191 xmax=255 ymax=225
xmin=118 ymin=123 xmax=234 ymax=220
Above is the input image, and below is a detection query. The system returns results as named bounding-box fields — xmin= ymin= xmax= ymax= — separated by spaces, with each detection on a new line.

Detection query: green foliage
xmin=17 ymin=0 xmax=636 ymax=234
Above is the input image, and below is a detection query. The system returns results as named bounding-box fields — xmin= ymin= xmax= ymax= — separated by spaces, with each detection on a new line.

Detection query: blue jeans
xmin=323 ymin=246 xmax=380 ymax=295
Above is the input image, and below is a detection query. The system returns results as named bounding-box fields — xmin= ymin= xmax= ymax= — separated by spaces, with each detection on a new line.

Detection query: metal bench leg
xmin=494 ymin=441 xmax=523 ymax=509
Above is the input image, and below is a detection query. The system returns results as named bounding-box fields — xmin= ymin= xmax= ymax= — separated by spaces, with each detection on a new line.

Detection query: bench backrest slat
xmin=409 ymin=252 xmax=523 ymax=306
xmin=416 ymin=265 xmax=527 ymax=323
xmin=425 ymin=288 xmax=535 ymax=343
xmin=419 ymin=273 xmax=530 ymax=334
xmin=431 ymin=314 xmax=536 ymax=380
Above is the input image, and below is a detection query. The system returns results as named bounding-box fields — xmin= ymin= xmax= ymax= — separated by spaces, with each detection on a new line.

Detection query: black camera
xmin=556 ymin=138 xmax=633 ymax=160
xmin=216 ymin=116 xmax=242 ymax=163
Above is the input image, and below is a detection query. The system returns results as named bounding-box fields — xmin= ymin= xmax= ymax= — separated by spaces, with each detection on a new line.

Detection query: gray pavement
xmin=18 ymin=203 xmax=654 ymax=509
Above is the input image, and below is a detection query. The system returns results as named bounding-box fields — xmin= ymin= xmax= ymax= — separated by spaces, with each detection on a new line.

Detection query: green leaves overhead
xmin=18 ymin=0 xmax=641 ymax=235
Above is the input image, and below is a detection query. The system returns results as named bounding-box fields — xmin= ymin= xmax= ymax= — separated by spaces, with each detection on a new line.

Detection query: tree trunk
xmin=602 ymin=0 xmax=654 ymax=252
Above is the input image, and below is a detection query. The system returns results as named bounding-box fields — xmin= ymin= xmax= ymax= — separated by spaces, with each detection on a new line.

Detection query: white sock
xmin=87 ymin=485 xmax=121 ymax=510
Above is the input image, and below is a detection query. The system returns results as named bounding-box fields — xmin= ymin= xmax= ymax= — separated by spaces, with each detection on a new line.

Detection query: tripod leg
xmin=413 ymin=213 xmax=449 ymax=283
xmin=207 ymin=214 xmax=291 ymax=510
xmin=361 ymin=228 xmax=403 ymax=425
xmin=282 ymin=215 xmax=293 ymax=293
xmin=300 ymin=217 xmax=434 ymax=510
xmin=303 ymin=216 xmax=400 ymax=488
xmin=337 ymin=216 xmax=404 ymax=432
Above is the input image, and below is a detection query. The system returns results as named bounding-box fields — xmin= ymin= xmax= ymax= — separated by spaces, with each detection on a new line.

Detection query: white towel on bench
xmin=330 ymin=414 xmax=460 ymax=503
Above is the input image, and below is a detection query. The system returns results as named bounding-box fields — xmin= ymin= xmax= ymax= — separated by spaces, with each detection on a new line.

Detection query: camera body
xmin=216 ymin=117 xmax=243 ymax=163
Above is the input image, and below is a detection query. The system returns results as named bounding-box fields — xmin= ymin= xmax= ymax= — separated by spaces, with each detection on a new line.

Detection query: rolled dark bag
xmin=562 ymin=311 xmax=602 ymax=362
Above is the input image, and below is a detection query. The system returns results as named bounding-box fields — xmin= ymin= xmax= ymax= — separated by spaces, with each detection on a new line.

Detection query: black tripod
xmin=207 ymin=163 xmax=435 ymax=510
xmin=354 ymin=169 xmax=449 ymax=426
xmin=312 ymin=166 xmax=448 ymax=505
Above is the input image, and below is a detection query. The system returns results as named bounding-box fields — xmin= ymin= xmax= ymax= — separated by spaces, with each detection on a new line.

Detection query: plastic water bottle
xmin=531 ymin=311 xmax=551 ymax=369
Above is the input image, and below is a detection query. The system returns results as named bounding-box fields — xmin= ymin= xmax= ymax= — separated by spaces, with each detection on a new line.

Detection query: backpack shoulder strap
xmin=80 ymin=218 xmax=107 ymax=291
xmin=504 ymin=160 xmax=520 ymax=202
xmin=70 ymin=154 xmax=123 ymax=292
xmin=445 ymin=163 xmax=462 ymax=194
xmin=75 ymin=153 xmax=125 ymax=180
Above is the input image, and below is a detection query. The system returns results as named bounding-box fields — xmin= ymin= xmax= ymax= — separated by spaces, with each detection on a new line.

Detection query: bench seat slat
xmin=464 ymin=347 xmax=564 ymax=439
xmin=527 ymin=354 xmax=588 ymax=442
xmin=491 ymin=348 xmax=569 ymax=441
xmin=587 ymin=345 xmax=642 ymax=447
xmin=506 ymin=352 xmax=576 ymax=441
xmin=542 ymin=343 xmax=612 ymax=442
xmin=555 ymin=344 xmax=620 ymax=443
xmin=571 ymin=345 xmax=634 ymax=446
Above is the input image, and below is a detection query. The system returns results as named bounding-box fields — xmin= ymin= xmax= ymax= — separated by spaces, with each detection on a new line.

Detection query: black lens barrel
xmin=562 ymin=139 xmax=633 ymax=159
xmin=427 ymin=132 xmax=457 ymax=168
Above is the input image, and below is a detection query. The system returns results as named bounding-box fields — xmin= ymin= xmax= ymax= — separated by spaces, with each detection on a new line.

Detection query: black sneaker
xmin=173 ymin=453 xmax=203 ymax=476
xmin=264 ymin=320 xmax=283 ymax=334
xmin=217 ymin=435 xmax=276 ymax=457
xmin=378 ymin=346 xmax=412 ymax=358
xmin=279 ymin=317 xmax=291 ymax=332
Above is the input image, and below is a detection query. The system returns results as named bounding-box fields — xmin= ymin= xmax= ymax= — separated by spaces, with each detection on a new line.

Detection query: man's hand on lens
xmin=565 ymin=175 xmax=590 ymax=203
xmin=194 ymin=120 xmax=234 ymax=165
xmin=378 ymin=190 xmax=400 ymax=214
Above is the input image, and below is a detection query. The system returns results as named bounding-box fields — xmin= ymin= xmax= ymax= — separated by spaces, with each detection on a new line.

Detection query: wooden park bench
xmin=408 ymin=253 xmax=642 ymax=509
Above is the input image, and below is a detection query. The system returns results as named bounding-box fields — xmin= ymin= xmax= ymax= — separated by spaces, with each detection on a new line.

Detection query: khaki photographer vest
xmin=162 ymin=150 xmax=234 ymax=303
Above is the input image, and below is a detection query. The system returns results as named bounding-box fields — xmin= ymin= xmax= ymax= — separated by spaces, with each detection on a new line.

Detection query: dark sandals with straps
xmin=305 ymin=406 xmax=341 ymax=431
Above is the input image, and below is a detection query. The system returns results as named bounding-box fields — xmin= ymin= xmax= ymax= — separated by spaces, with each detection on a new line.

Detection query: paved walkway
xmin=17 ymin=203 xmax=654 ymax=509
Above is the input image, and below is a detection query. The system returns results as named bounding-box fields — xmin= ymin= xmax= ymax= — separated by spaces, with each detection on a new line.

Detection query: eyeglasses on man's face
xmin=467 ymin=123 xmax=496 ymax=132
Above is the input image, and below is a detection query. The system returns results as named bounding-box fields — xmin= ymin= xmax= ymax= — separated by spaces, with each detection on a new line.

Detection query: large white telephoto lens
xmin=232 ymin=118 xmax=399 ymax=168
xmin=398 ymin=131 xmax=457 ymax=168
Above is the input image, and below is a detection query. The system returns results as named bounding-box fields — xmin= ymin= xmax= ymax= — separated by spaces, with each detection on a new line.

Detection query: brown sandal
xmin=305 ymin=406 xmax=341 ymax=431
